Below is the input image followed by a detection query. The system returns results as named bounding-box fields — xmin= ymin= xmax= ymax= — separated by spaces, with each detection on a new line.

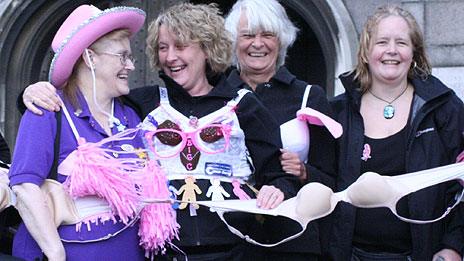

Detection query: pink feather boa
xmin=62 ymin=128 xmax=179 ymax=255
xmin=137 ymin=160 xmax=179 ymax=256
xmin=63 ymin=137 xmax=139 ymax=224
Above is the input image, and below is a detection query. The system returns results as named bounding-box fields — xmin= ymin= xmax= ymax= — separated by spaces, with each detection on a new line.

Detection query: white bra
xmin=191 ymin=162 xmax=464 ymax=247
xmin=280 ymin=85 xmax=342 ymax=162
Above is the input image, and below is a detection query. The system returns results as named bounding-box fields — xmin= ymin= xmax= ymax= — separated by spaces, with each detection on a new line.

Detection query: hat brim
xmin=49 ymin=7 xmax=145 ymax=88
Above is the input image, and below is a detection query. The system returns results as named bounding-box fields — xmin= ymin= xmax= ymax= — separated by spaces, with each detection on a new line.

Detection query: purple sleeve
xmin=9 ymin=109 xmax=57 ymax=186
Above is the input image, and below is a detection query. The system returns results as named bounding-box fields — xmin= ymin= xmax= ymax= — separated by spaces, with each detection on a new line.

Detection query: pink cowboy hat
xmin=48 ymin=5 xmax=146 ymax=88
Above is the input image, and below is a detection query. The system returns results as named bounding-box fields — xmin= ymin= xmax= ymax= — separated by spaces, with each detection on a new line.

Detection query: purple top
xmin=10 ymin=92 xmax=141 ymax=185
xmin=9 ymin=91 xmax=145 ymax=260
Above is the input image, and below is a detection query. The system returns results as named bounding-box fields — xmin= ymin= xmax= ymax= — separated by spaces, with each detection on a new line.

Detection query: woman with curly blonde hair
xmin=139 ymin=4 xmax=295 ymax=260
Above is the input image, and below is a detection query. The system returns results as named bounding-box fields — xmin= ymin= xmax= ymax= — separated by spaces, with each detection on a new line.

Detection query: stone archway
xmin=284 ymin=0 xmax=358 ymax=96
xmin=192 ymin=0 xmax=358 ymax=96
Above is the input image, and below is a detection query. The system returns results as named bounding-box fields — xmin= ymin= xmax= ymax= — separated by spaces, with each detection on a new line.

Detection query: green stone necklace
xmin=368 ymin=84 xmax=408 ymax=119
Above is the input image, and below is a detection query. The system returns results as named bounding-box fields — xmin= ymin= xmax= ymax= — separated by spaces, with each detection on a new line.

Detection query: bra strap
xmin=227 ymin=89 xmax=251 ymax=108
xmin=159 ymin=87 xmax=170 ymax=105
xmin=216 ymin=210 xmax=307 ymax=247
xmin=301 ymin=85 xmax=312 ymax=109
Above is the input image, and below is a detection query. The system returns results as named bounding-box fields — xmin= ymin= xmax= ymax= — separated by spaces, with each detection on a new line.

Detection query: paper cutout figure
xmin=206 ymin=179 xmax=230 ymax=212
xmin=176 ymin=176 xmax=201 ymax=210
xmin=232 ymin=179 xmax=251 ymax=200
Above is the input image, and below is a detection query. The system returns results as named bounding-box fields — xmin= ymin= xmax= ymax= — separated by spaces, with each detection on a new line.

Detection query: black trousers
xmin=351 ymin=247 xmax=412 ymax=261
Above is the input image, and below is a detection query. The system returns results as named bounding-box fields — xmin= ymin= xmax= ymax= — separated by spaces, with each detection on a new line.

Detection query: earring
xmin=409 ymin=60 xmax=417 ymax=74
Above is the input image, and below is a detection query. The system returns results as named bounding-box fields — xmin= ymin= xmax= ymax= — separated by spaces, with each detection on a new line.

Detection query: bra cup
xmin=0 ymin=182 xmax=12 ymax=211
xmin=40 ymin=179 xmax=80 ymax=226
xmin=280 ymin=118 xmax=309 ymax=162
xmin=346 ymin=172 xmax=396 ymax=208
xmin=295 ymin=182 xmax=334 ymax=220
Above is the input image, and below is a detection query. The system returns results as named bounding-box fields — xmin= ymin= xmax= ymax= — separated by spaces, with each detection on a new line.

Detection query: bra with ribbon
xmin=280 ymin=85 xmax=343 ymax=162
xmin=35 ymin=100 xmax=178 ymax=254
xmin=142 ymin=87 xmax=254 ymax=183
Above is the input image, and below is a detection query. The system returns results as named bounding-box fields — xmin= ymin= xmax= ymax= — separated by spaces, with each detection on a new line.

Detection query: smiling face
xmin=157 ymin=25 xmax=209 ymax=95
xmin=93 ymin=37 xmax=134 ymax=98
xmin=367 ymin=15 xmax=413 ymax=86
xmin=236 ymin=13 xmax=279 ymax=80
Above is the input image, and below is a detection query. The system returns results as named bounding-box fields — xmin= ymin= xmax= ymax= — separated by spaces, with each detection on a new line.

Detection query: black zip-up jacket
xmin=329 ymin=72 xmax=464 ymax=260
xmin=227 ymin=67 xmax=337 ymax=255
xmin=125 ymin=71 xmax=299 ymax=247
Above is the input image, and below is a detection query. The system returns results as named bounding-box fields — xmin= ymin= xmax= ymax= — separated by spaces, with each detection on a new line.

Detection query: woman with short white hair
xmin=225 ymin=0 xmax=340 ymax=260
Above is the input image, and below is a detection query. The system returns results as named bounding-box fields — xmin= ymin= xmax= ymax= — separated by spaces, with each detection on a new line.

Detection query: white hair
xmin=225 ymin=0 xmax=299 ymax=68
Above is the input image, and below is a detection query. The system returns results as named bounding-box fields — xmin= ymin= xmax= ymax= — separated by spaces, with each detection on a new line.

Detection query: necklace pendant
xmin=383 ymin=105 xmax=395 ymax=119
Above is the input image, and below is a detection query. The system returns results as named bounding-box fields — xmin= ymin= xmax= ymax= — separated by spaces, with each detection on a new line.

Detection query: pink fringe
xmin=62 ymin=127 xmax=179 ymax=255
xmin=137 ymin=160 xmax=179 ymax=256
xmin=63 ymin=137 xmax=139 ymax=224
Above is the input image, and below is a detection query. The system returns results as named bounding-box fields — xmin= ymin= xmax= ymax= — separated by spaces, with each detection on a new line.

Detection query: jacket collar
xmin=227 ymin=66 xmax=296 ymax=90
xmin=159 ymin=70 xmax=240 ymax=100
xmin=410 ymin=75 xmax=452 ymax=102
xmin=273 ymin=66 xmax=296 ymax=85
xmin=338 ymin=71 xmax=363 ymax=109
xmin=338 ymin=71 xmax=452 ymax=107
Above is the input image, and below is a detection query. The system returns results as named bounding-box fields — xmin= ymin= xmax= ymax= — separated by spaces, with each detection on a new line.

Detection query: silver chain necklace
xmin=368 ymin=84 xmax=408 ymax=119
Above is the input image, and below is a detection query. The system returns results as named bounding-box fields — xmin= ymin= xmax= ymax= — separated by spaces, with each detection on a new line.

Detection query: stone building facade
xmin=0 ymin=0 xmax=462 ymax=148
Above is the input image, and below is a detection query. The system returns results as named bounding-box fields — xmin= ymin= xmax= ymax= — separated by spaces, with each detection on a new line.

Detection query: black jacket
xmin=125 ymin=71 xmax=299 ymax=247
xmin=329 ymin=72 xmax=464 ymax=260
xmin=227 ymin=67 xmax=337 ymax=254
xmin=0 ymin=132 xmax=10 ymax=165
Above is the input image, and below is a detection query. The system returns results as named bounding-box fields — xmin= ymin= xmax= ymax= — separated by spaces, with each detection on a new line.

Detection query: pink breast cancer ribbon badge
xmin=361 ymin=143 xmax=372 ymax=162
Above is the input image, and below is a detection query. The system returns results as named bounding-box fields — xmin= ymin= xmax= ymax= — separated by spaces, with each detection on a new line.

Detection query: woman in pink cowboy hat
xmin=8 ymin=5 xmax=147 ymax=261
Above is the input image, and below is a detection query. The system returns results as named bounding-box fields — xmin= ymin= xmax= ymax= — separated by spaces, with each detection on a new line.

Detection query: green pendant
xmin=384 ymin=105 xmax=395 ymax=119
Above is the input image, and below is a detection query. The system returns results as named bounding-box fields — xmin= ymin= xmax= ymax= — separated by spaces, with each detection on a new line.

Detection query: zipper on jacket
xmin=193 ymin=212 xmax=201 ymax=245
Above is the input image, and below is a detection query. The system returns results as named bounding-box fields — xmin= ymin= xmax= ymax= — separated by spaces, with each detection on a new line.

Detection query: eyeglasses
xmin=144 ymin=123 xmax=232 ymax=158
xmin=97 ymin=51 xmax=136 ymax=66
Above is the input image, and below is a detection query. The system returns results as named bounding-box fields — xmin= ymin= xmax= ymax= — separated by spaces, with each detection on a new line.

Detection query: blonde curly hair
xmin=146 ymin=3 xmax=232 ymax=74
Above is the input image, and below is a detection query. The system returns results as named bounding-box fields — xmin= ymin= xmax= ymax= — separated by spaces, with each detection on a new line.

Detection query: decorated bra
xmin=143 ymin=87 xmax=253 ymax=180
xmin=279 ymin=85 xmax=343 ymax=162
xmin=142 ymin=87 xmax=253 ymax=182
xmin=140 ymin=87 xmax=256 ymax=217
xmin=10 ymin=100 xmax=179 ymax=256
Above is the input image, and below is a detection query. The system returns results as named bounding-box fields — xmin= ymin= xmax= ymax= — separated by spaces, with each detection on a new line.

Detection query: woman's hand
xmin=256 ymin=185 xmax=284 ymax=210
xmin=433 ymin=249 xmax=461 ymax=261
xmin=280 ymin=149 xmax=307 ymax=182
xmin=12 ymin=183 xmax=65 ymax=261
xmin=23 ymin=81 xmax=61 ymax=115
